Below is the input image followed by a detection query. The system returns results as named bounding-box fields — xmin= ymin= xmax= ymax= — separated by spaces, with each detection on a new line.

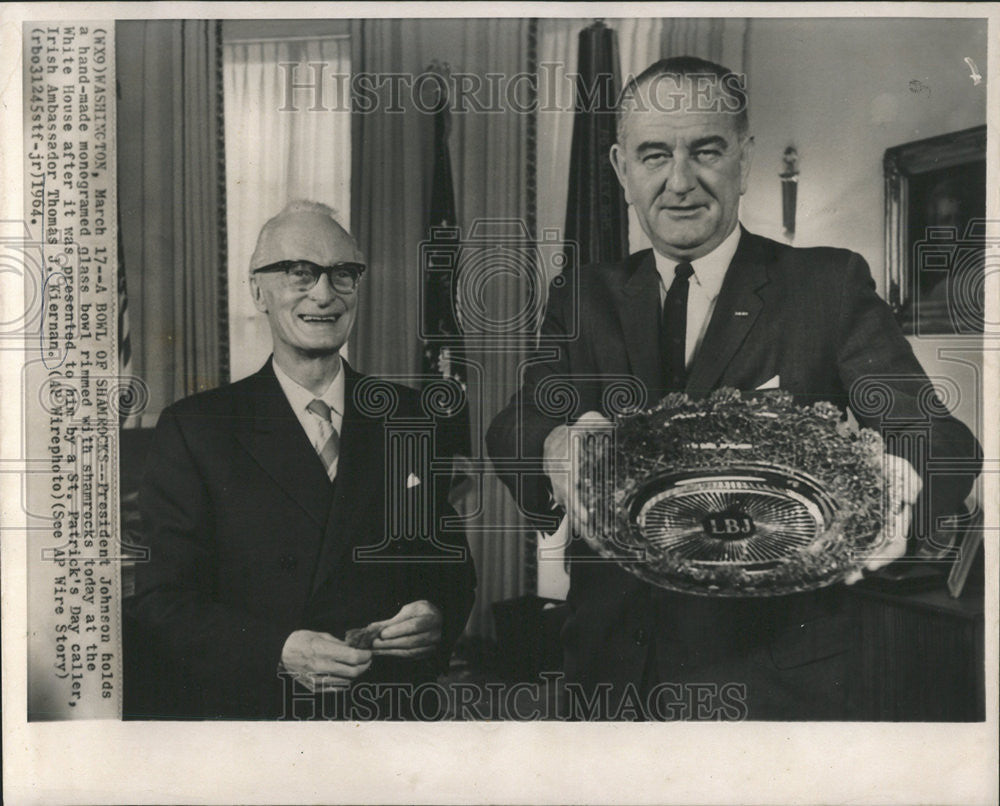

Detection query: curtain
xmin=348 ymin=20 xmax=426 ymax=377
xmin=536 ymin=19 xmax=584 ymax=285
xmin=446 ymin=19 xmax=535 ymax=638
xmin=116 ymin=20 xmax=227 ymax=424
xmin=223 ymin=34 xmax=351 ymax=382
xmin=351 ymin=19 xmax=533 ymax=638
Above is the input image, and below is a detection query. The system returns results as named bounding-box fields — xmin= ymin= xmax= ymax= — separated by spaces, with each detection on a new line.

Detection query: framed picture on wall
xmin=884 ymin=125 xmax=987 ymax=335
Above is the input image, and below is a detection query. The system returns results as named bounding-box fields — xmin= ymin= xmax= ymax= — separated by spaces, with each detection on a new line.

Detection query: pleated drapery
xmin=348 ymin=19 xmax=427 ymax=378
xmin=350 ymin=19 xmax=534 ymax=638
xmin=116 ymin=20 xmax=228 ymax=423
xmin=448 ymin=19 xmax=535 ymax=639
xmin=223 ymin=34 xmax=352 ymax=382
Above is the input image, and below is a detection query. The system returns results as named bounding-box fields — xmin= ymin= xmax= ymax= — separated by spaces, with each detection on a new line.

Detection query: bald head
xmin=250 ymin=200 xmax=363 ymax=273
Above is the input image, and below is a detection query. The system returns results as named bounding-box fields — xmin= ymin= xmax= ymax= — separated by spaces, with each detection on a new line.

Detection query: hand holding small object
xmin=370 ymin=600 xmax=443 ymax=659
xmin=280 ymin=629 xmax=372 ymax=693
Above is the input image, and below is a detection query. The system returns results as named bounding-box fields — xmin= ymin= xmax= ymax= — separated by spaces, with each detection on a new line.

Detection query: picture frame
xmin=883 ymin=125 xmax=987 ymax=335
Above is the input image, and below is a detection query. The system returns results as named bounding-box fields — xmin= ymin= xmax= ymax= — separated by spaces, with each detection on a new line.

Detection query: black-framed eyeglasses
xmin=252 ymin=260 xmax=365 ymax=294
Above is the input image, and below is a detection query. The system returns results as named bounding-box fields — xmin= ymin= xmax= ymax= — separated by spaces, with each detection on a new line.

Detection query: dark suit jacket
xmin=127 ymin=360 xmax=476 ymax=719
xmin=487 ymin=229 xmax=980 ymax=711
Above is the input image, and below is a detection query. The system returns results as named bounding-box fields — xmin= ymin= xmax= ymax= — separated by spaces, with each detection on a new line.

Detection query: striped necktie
xmin=305 ymin=399 xmax=340 ymax=481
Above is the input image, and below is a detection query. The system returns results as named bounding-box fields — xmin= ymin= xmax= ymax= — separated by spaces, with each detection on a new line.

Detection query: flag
xmin=117 ymin=189 xmax=139 ymax=429
xmin=421 ymin=63 xmax=471 ymax=458
xmin=564 ymin=20 xmax=628 ymax=266
xmin=116 ymin=76 xmax=140 ymax=429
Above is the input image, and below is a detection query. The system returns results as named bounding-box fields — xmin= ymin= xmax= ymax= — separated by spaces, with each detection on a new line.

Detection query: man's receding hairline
xmin=617 ymin=105 xmax=750 ymax=148
xmin=276 ymin=198 xmax=340 ymax=221
xmin=250 ymin=200 xmax=360 ymax=271
xmin=260 ymin=199 xmax=351 ymax=240
xmin=619 ymin=56 xmax=744 ymax=102
xmin=616 ymin=57 xmax=749 ymax=145
xmin=264 ymin=209 xmax=352 ymax=239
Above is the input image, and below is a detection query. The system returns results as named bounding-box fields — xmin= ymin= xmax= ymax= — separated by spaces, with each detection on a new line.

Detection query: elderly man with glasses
xmin=128 ymin=200 xmax=475 ymax=719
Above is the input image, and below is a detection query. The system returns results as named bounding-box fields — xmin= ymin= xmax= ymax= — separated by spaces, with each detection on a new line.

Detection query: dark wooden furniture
xmin=846 ymin=580 xmax=985 ymax=721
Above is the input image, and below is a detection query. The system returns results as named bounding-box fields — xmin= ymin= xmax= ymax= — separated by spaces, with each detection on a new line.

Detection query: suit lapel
xmin=309 ymin=366 xmax=385 ymax=594
xmin=686 ymin=229 xmax=771 ymax=398
xmin=612 ymin=250 xmax=665 ymax=396
xmin=235 ymin=360 xmax=334 ymax=528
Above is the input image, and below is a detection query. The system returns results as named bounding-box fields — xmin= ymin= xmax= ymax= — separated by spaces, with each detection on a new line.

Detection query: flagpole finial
xmin=424 ymin=61 xmax=453 ymax=112
xmin=427 ymin=59 xmax=452 ymax=78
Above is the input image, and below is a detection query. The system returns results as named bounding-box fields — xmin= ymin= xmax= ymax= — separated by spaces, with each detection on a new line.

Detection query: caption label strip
xmin=23 ymin=21 xmax=121 ymax=720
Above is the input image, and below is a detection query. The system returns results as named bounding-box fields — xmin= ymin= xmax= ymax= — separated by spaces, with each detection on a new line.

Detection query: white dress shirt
xmin=653 ymin=225 xmax=743 ymax=369
xmin=272 ymin=360 xmax=345 ymax=480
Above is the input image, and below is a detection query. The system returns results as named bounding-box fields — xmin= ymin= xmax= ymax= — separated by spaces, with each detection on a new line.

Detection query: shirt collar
xmin=272 ymin=358 xmax=344 ymax=417
xmin=653 ymin=224 xmax=742 ymax=301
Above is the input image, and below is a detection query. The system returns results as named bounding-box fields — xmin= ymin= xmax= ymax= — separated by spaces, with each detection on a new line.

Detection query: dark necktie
xmin=305 ymin=399 xmax=341 ymax=481
xmin=662 ymin=262 xmax=695 ymax=393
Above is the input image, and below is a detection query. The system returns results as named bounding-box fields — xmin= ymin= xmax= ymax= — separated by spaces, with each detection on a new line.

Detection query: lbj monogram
xmin=702 ymin=511 xmax=756 ymax=539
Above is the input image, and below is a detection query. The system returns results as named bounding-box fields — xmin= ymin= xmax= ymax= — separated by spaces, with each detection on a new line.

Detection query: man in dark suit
xmin=487 ymin=57 xmax=979 ymax=719
xmin=128 ymin=200 xmax=476 ymax=719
